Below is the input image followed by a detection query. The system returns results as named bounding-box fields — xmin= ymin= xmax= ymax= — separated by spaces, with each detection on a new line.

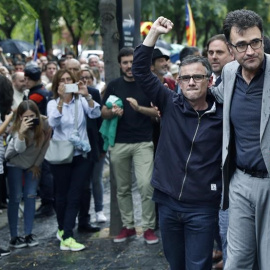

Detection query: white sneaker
xmin=96 ymin=211 xmax=107 ymax=223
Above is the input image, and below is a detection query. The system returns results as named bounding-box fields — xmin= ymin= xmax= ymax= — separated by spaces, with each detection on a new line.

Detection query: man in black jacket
xmin=132 ymin=17 xmax=223 ymax=270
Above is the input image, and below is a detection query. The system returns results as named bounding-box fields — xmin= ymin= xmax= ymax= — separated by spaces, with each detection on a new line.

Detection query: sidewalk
xmin=0 ymin=164 xmax=169 ymax=270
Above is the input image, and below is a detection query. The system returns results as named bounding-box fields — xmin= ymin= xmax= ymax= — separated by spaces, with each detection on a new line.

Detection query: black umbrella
xmin=0 ymin=39 xmax=35 ymax=54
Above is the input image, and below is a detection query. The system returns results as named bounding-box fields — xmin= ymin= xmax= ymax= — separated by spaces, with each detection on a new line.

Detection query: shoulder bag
xmin=45 ymin=98 xmax=78 ymax=164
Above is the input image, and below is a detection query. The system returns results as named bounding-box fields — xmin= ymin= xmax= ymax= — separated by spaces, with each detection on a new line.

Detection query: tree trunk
xmin=39 ymin=7 xmax=52 ymax=53
xmin=99 ymin=0 xmax=122 ymax=237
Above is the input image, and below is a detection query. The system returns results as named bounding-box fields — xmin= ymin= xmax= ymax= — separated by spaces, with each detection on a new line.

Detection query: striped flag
xmin=33 ymin=20 xmax=45 ymax=61
xmin=185 ymin=0 xmax=196 ymax=46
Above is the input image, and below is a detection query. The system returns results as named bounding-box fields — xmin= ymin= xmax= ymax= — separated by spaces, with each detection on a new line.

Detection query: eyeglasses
xmin=80 ymin=76 xmax=93 ymax=80
xmin=179 ymin=74 xmax=209 ymax=83
xmin=229 ymin=39 xmax=263 ymax=53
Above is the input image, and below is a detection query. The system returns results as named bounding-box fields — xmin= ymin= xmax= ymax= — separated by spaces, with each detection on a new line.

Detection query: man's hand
xmin=126 ymin=97 xmax=140 ymax=111
xmin=143 ymin=17 xmax=174 ymax=47
xmin=112 ymin=104 xmax=123 ymax=117
xmin=152 ymin=17 xmax=174 ymax=35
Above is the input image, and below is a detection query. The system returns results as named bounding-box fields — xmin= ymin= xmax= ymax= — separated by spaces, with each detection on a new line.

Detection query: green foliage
xmin=0 ymin=0 xmax=37 ymax=39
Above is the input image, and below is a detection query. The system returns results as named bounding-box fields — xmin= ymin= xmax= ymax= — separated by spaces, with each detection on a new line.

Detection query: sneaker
xmin=143 ymin=229 xmax=159 ymax=245
xmin=56 ymin=230 xmax=64 ymax=241
xmin=96 ymin=211 xmax=107 ymax=223
xmin=9 ymin=237 xmax=27 ymax=248
xmin=113 ymin=227 xmax=136 ymax=243
xmin=25 ymin=234 xmax=39 ymax=247
xmin=0 ymin=248 xmax=10 ymax=257
xmin=60 ymin=237 xmax=85 ymax=251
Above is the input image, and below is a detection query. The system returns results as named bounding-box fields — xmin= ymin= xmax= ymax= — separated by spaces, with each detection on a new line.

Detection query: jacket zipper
xmin=178 ymin=102 xmax=216 ymax=200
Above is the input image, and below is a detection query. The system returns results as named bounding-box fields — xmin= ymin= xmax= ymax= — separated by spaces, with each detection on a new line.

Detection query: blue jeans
xmin=91 ymin=156 xmax=105 ymax=212
xmin=50 ymin=155 xmax=90 ymax=239
xmin=7 ymin=166 xmax=38 ymax=237
xmin=219 ymin=209 xmax=229 ymax=265
xmin=159 ymin=204 xmax=217 ymax=270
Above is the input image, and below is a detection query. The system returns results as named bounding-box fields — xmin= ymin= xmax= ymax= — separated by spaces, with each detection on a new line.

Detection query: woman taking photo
xmin=5 ymin=100 xmax=51 ymax=248
xmin=47 ymin=69 xmax=100 ymax=252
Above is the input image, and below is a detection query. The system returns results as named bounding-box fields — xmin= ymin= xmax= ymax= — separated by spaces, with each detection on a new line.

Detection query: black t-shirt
xmin=102 ymin=77 xmax=153 ymax=143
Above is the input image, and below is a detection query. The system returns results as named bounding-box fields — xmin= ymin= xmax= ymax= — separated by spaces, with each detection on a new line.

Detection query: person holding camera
xmin=47 ymin=69 xmax=101 ymax=251
xmin=5 ymin=100 xmax=51 ymax=249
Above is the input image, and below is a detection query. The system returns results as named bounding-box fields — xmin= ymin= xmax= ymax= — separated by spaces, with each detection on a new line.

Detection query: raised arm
xmin=143 ymin=17 xmax=174 ymax=47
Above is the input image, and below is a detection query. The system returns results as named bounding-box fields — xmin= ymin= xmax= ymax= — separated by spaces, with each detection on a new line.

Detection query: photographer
xmin=5 ymin=100 xmax=51 ymax=248
xmin=47 ymin=69 xmax=101 ymax=251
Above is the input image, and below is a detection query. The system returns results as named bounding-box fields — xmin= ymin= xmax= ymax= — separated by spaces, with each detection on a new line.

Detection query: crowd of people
xmin=0 ymin=7 xmax=269 ymax=270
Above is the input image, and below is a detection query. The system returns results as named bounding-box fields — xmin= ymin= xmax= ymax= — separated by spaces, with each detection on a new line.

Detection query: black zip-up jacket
xmin=133 ymin=44 xmax=223 ymax=207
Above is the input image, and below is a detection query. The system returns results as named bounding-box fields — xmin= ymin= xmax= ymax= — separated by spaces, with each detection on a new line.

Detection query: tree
xmin=99 ymin=0 xmax=122 ymax=236
xmin=57 ymin=0 xmax=100 ymax=56
xmin=0 ymin=0 xmax=37 ymax=39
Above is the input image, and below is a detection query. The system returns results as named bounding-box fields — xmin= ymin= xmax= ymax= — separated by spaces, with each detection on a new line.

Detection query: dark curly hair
xmin=223 ymin=9 xmax=263 ymax=42
xmin=0 ymin=75 xmax=13 ymax=121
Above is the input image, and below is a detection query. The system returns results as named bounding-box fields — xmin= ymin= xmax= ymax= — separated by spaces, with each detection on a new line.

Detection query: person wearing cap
xmin=24 ymin=65 xmax=55 ymax=221
xmin=151 ymin=48 xmax=176 ymax=91
xmin=24 ymin=65 xmax=51 ymax=116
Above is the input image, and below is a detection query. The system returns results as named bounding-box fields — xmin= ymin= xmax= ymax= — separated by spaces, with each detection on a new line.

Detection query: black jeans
xmin=78 ymin=153 xmax=95 ymax=226
xmin=39 ymin=160 xmax=54 ymax=205
xmin=50 ymin=155 xmax=90 ymax=239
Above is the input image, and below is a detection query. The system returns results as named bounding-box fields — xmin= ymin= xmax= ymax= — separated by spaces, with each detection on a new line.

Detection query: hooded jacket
xmin=132 ymin=44 xmax=223 ymax=207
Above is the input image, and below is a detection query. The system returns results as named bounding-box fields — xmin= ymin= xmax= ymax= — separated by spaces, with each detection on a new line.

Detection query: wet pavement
xmin=0 ymin=165 xmax=169 ymax=270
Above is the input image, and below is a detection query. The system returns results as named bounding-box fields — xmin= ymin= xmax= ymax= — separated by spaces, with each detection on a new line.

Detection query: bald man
xmin=11 ymin=72 xmax=26 ymax=109
xmin=65 ymin=58 xmax=103 ymax=232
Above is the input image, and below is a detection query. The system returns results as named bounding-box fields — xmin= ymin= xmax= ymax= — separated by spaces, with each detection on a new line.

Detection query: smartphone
xmin=30 ymin=118 xmax=40 ymax=126
xmin=65 ymin=83 xmax=79 ymax=93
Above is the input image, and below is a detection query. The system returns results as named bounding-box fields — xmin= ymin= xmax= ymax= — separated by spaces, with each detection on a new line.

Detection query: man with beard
xmin=101 ymin=47 xmax=159 ymax=244
xmin=151 ymin=48 xmax=175 ymax=90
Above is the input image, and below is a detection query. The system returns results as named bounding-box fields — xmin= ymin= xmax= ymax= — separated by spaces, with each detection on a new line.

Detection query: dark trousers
xmin=50 ymin=155 xmax=89 ymax=239
xmin=78 ymin=153 xmax=95 ymax=226
xmin=39 ymin=160 xmax=54 ymax=205
xmin=159 ymin=203 xmax=218 ymax=270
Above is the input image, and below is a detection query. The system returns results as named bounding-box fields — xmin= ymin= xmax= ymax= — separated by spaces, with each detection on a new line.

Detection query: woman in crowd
xmin=80 ymin=67 xmax=95 ymax=88
xmin=5 ymin=100 xmax=51 ymax=248
xmin=47 ymin=69 xmax=100 ymax=251
xmin=79 ymin=68 xmax=107 ymax=224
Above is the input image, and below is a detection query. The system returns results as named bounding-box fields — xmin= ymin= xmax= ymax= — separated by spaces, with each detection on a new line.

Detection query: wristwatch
xmin=85 ymin=94 xmax=92 ymax=101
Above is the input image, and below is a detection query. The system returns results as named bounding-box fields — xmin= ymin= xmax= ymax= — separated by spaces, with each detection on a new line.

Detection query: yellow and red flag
xmin=185 ymin=0 xmax=196 ymax=46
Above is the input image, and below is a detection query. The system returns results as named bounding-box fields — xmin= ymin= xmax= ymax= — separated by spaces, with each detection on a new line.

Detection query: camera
xmin=65 ymin=83 xmax=79 ymax=93
xmin=30 ymin=118 xmax=40 ymax=126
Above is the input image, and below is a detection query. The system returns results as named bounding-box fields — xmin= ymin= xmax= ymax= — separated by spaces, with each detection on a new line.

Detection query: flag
xmin=33 ymin=20 xmax=45 ymax=61
xmin=185 ymin=0 xmax=196 ymax=46
xmin=140 ymin=21 xmax=153 ymax=36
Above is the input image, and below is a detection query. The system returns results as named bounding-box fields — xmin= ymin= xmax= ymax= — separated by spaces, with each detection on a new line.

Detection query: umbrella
xmin=0 ymin=39 xmax=35 ymax=54
xmin=156 ymin=39 xmax=172 ymax=51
